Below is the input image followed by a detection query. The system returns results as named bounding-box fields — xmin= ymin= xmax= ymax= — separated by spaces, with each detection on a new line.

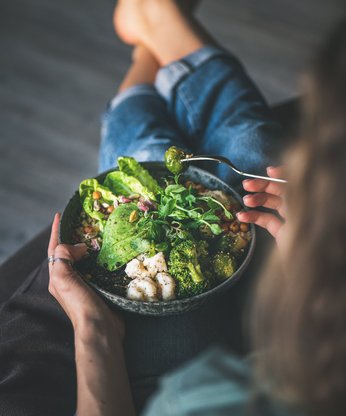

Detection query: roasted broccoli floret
xmin=164 ymin=146 xmax=188 ymax=175
xmin=168 ymin=239 xmax=209 ymax=298
xmin=198 ymin=223 xmax=216 ymax=240
xmin=196 ymin=240 xmax=209 ymax=258
xmin=216 ymin=234 xmax=249 ymax=257
xmin=216 ymin=235 xmax=233 ymax=253
xmin=231 ymin=234 xmax=249 ymax=253
xmin=213 ymin=252 xmax=237 ymax=280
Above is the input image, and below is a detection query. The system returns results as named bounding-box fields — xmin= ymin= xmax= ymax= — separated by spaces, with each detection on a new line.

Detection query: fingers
xmin=48 ymin=213 xmax=60 ymax=257
xmin=237 ymin=210 xmax=283 ymax=239
xmin=243 ymin=192 xmax=281 ymax=210
xmin=242 ymin=178 xmax=284 ymax=197
xmin=48 ymin=211 xmax=87 ymax=277
xmin=242 ymin=166 xmax=286 ymax=220
xmin=69 ymin=243 xmax=89 ymax=261
xmin=242 ymin=166 xmax=286 ymax=197
xmin=48 ymin=213 xmax=88 ymax=261
xmin=266 ymin=166 xmax=285 ymax=179
xmin=49 ymin=243 xmax=88 ymax=276
xmin=243 ymin=192 xmax=285 ymax=217
xmin=54 ymin=243 xmax=88 ymax=263
xmin=48 ymin=243 xmax=88 ymax=300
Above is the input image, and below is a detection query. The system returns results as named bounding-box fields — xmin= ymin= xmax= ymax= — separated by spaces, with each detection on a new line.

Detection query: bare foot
xmin=115 ymin=0 xmax=205 ymax=66
xmin=114 ymin=0 xmax=147 ymax=45
xmin=114 ymin=0 xmax=200 ymax=45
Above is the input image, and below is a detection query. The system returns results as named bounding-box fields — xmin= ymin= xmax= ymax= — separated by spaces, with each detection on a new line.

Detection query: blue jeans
xmin=99 ymin=46 xmax=282 ymax=193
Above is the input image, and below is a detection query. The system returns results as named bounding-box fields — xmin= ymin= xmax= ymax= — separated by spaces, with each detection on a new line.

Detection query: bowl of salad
xmin=59 ymin=152 xmax=255 ymax=315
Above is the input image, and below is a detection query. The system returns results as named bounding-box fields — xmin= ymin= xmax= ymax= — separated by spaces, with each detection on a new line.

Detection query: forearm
xmin=74 ymin=319 xmax=136 ymax=416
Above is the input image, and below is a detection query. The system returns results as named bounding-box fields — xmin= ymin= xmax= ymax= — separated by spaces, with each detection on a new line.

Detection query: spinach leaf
xmin=201 ymin=212 xmax=220 ymax=222
xmin=165 ymin=184 xmax=186 ymax=195
xmin=200 ymin=196 xmax=233 ymax=220
xmin=158 ymin=198 xmax=176 ymax=218
xmin=209 ymin=224 xmax=223 ymax=235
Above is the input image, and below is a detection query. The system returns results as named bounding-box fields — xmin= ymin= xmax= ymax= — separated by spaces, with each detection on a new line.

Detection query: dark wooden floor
xmin=0 ymin=0 xmax=344 ymax=264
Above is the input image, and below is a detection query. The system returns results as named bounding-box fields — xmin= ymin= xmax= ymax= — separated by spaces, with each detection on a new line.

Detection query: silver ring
xmin=51 ymin=257 xmax=74 ymax=267
xmin=48 ymin=255 xmax=55 ymax=263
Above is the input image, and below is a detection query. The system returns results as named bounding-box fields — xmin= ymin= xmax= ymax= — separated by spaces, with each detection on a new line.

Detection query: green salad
xmin=73 ymin=151 xmax=251 ymax=302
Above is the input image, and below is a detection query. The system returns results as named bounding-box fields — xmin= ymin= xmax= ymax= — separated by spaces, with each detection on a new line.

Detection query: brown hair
xmin=252 ymin=19 xmax=346 ymax=416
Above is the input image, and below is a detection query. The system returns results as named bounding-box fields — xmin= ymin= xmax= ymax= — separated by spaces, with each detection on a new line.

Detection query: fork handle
xmin=237 ymin=171 xmax=287 ymax=183
xmin=181 ymin=156 xmax=287 ymax=184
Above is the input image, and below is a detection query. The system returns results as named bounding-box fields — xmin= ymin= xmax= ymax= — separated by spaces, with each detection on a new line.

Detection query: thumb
xmin=68 ymin=243 xmax=88 ymax=262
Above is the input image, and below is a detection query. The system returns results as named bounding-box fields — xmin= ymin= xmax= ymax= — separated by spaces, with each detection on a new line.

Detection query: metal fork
xmin=181 ymin=155 xmax=287 ymax=184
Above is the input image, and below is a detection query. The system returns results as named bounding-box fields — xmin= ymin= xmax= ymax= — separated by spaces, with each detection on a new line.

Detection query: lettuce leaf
xmin=79 ymin=179 xmax=118 ymax=230
xmin=97 ymin=203 xmax=150 ymax=271
xmin=117 ymin=157 xmax=161 ymax=194
xmin=103 ymin=171 xmax=156 ymax=201
xmin=79 ymin=179 xmax=118 ymax=202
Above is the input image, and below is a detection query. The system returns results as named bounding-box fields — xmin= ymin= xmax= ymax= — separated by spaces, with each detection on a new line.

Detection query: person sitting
xmin=1 ymin=1 xmax=345 ymax=415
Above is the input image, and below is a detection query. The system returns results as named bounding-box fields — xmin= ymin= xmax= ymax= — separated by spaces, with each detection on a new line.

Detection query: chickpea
xmin=195 ymin=184 xmax=206 ymax=193
xmin=92 ymin=191 xmax=101 ymax=200
xmin=129 ymin=210 xmax=138 ymax=223
xmin=128 ymin=193 xmax=140 ymax=200
xmin=107 ymin=205 xmax=115 ymax=214
xmin=221 ymin=223 xmax=230 ymax=233
xmin=240 ymin=222 xmax=249 ymax=233
xmin=229 ymin=221 xmax=240 ymax=233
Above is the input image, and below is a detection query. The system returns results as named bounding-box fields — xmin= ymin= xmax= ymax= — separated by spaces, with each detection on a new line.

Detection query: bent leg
xmin=99 ymin=84 xmax=189 ymax=172
xmin=155 ymin=46 xmax=283 ymax=190
xmin=99 ymin=45 xmax=191 ymax=172
xmin=111 ymin=0 xmax=283 ymax=189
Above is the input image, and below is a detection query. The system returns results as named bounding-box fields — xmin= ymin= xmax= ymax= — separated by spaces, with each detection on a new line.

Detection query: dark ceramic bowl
xmin=59 ymin=162 xmax=256 ymax=316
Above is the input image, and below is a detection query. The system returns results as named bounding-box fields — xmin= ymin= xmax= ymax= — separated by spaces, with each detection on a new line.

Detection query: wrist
xmin=73 ymin=307 xmax=125 ymax=343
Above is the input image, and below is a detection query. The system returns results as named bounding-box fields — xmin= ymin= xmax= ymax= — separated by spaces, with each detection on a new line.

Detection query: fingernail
xmin=243 ymin=196 xmax=252 ymax=206
xmin=237 ymin=211 xmax=245 ymax=218
xmin=52 ymin=213 xmax=60 ymax=224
